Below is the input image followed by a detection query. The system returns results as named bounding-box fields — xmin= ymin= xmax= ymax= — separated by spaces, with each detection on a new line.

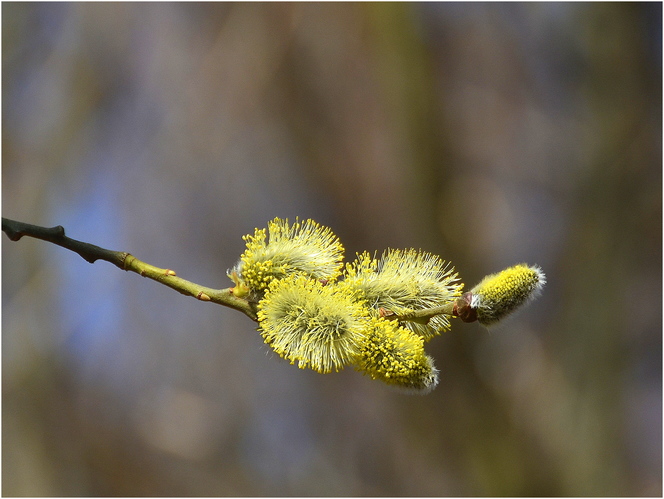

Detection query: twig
xmin=2 ymin=217 xmax=258 ymax=321
xmin=2 ymin=217 xmax=467 ymax=325
xmin=379 ymin=302 xmax=460 ymax=325
xmin=395 ymin=303 xmax=457 ymax=323
xmin=377 ymin=288 xmax=479 ymax=325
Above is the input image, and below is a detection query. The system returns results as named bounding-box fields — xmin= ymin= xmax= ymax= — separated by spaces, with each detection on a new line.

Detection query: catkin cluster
xmin=229 ymin=217 xmax=545 ymax=393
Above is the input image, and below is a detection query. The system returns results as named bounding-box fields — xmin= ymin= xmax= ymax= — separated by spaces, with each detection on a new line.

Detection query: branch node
xmin=197 ymin=291 xmax=211 ymax=301
xmin=120 ymin=253 xmax=133 ymax=271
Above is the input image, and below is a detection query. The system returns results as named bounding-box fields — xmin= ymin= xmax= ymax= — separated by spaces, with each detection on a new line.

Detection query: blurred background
xmin=2 ymin=2 xmax=661 ymax=496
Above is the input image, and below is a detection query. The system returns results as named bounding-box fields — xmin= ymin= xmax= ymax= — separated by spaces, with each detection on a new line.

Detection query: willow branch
xmin=380 ymin=302 xmax=459 ymax=325
xmin=2 ymin=217 xmax=258 ymax=321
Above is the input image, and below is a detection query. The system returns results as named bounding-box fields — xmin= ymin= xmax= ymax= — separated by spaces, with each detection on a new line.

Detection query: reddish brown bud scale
xmin=378 ymin=307 xmax=398 ymax=320
xmin=453 ymin=292 xmax=478 ymax=323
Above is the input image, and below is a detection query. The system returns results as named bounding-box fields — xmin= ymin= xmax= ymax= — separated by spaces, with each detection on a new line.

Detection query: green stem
xmin=384 ymin=302 xmax=456 ymax=325
xmin=396 ymin=303 xmax=456 ymax=323
xmin=2 ymin=217 xmax=258 ymax=321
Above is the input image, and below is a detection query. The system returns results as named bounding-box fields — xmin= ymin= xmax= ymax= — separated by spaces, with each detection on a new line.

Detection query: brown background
xmin=3 ymin=3 xmax=661 ymax=496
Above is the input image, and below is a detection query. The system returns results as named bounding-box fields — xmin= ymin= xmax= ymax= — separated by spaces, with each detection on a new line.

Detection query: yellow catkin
xmin=257 ymin=275 xmax=368 ymax=373
xmin=470 ymin=264 xmax=546 ymax=325
xmin=344 ymin=249 xmax=463 ymax=340
xmin=354 ymin=317 xmax=439 ymax=393
xmin=229 ymin=218 xmax=344 ymax=297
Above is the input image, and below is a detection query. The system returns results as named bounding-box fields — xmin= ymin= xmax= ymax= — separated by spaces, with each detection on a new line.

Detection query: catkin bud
xmin=467 ymin=264 xmax=546 ymax=326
